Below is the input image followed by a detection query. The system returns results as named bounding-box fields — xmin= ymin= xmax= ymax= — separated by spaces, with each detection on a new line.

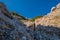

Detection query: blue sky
xmin=0 ymin=0 xmax=60 ymax=18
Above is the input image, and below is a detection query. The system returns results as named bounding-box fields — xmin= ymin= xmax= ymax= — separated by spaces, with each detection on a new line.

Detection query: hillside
xmin=0 ymin=2 xmax=34 ymax=40
xmin=35 ymin=3 xmax=60 ymax=27
xmin=0 ymin=2 xmax=60 ymax=40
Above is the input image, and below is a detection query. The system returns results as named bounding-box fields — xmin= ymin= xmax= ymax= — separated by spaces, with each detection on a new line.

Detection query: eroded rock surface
xmin=0 ymin=2 xmax=34 ymax=40
xmin=0 ymin=2 xmax=60 ymax=40
xmin=35 ymin=25 xmax=60 ymax=40
xmin=35 ymin=3 xmax=60 ymax=27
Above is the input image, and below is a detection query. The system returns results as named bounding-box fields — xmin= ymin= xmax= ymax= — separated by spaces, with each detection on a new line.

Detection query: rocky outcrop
xmin=21 ymin=20 xmax=35 ymax=30
xmin=35 ymin=25 xmax=60 ymax=40
xmin=0 ymin=2 xmax=60 ymax=40
xmin=34 ymin=3 xmax=60 ymax=40
xmin=0 ymin=2 xmax=34 ymax=40
xmin=35 ymin=3 xmax=60 ymax=27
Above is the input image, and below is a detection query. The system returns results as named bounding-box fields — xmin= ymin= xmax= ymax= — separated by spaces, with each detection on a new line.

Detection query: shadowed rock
xmin=0 ymin=2 xmax=60 ymax=40
xmin=0 ymin=2 xmax=34 ymax=40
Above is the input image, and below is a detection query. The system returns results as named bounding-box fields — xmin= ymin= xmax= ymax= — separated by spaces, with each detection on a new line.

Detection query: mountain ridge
xmin=0 ymin=2 xmax=60 ymax=40
xmin=35 ymin=3 xmax=60 ymax=27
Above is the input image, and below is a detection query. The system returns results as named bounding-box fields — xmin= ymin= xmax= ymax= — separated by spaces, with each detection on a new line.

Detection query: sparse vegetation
xmin=12 ymin=12 xmax=27 ymax=20
xmin=31 ymin=15 xmax=43 ymax=21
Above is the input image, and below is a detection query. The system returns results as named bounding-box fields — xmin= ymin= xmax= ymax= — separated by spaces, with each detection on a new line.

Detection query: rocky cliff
xmin=0 ymin=2 xmax=34 ymax=40
xmin=35 ymin=3 xmax=60 ymax=27
xmin=0 ymin=2 xmax=60 ymax=40
xmin=34 ymin=3 xmax=60 ymax=40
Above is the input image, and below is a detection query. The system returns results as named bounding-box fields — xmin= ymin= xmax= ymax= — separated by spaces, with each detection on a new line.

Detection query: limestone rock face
xmin=35 ymin=3 xmax=60 ymax=27
xmin=56 ymin=3 xmax=60 ymax=8
xmin=21 ymin=20 xmax=35 ymax=29
xmin=1 ymin=2 xmax=60 ymax=40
